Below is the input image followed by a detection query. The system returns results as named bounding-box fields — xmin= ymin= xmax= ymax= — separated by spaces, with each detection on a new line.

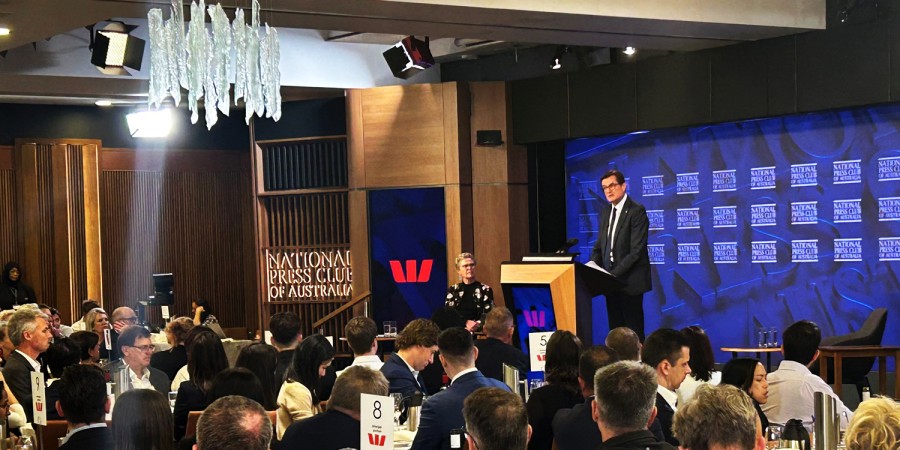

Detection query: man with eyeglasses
xmin=589 ymin=169 xmax=651 ymax=341
xmin=106 ymin=325 xmax=169 ymax=393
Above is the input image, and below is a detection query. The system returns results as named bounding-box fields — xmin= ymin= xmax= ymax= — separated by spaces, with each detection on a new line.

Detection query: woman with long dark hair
xmin=721 ymin=357 xmax=770 ymax=431
xmin=235 ymin=342 xmax=278 ymax=410
xmin=676 ymin=325 xmax=721 ymax=405
xmin=173 ymin=327 xmax=228 ymax=440
xmin=0 ymin=262 xmax=36 ymax=310
xmin=112 ymin=389 xmax=174 ymax=450
xmin=275 ymin=334 xmax=335 ymax=439
xmin=526 ymin=330 xmax=583 ymax=450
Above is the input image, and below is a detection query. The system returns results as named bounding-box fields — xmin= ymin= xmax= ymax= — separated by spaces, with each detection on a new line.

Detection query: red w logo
xmin=389 ymin=259 xmax=433 ymax=283
xmin=368 ymin=433 xmax=387 ymax=446
xmin=35 ymin=402 xmax=42 ymax=412
xmin=537 ymin=354 xmax=546 ymax=362
xmin=523 ymin=310 xmax=546 ymax=328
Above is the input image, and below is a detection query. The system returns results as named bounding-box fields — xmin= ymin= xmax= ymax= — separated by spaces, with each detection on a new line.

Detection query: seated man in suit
xmin=410 ymin=327 xmax=510 ymax=450
xmin=593 ymin=361 xmax=676 ymax=450
xmin=606 ymin=326 xmax=642 ymax=361
xmin=2 ymin=307 xmax=52 ymax=423
xmin=196 ymin=395 xmax=272 ymax=450
xmin=281 ymin=365 xmax=389 ymax=449
xmin=106 ymin=326 xmax=170 ymax=393
xmin=464 ymin=387 xmax=531 ymax=450
xmin=673 ymin=384 xmax=766 ymax=450
xmin=57 ymin=365 xmax=113 ymax=450
xmin=474 ymin=307 xmax=529 ymax=381
xmin=552 ymin=345 xmax=619 ymax=450
xmin=381 ymin=318 xmax=440 ymax=396
xmin=641 ymin=328 xmax=691 ymax=446
xmin=337 ymin=316 xmax=383 ymax=377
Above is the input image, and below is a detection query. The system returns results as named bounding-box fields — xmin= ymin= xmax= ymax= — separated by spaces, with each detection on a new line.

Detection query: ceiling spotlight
xmin=126 ymin=109 xmax=172 ymax=138
xmin=623 ymin=46 xmax=637 ymax=56
xmin=550 ymin=46 xmax=569 ymax=70
xmin=95 ymin=100 xmax=113 ymax=107
xmin=0 ymin=28 xmax=10 ymax=37
xmin=90 ymin=22 xmax=145 ymax=76
xmin=383 ymin=36 xmax=435 ymax=79
xmin=551 ymin=58 xmax=561 ymax=70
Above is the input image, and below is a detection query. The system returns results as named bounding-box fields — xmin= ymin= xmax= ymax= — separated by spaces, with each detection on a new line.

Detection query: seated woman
xmin=526 ymin=330 xmax=583 ymax=450
xmin=151 ymin=317 xmax=194 ymax=382
xmin=276 ymin=334 xmax=335 ymax=440
xmin=676 ymin=325 xmax=721 ymax=405
xmin=173 ymin=327 xmax=228 ymax=440
xmin=112 ymin=389 xmax=174 ymax=450
xmin=845 ymin=397 xmax=900 ymax=450
xmin=721 ymin=357 xmax=770 ymax=431
xmin=235 ymin=342 xmax=278 ymax=410
xmin=44 ymin=338 xmax=82 ymax=421
xmin=69 ymin=331 xmax=101 ymax=366
xmin=191 ymin=300 xmax=217 ymax=327
xmin=445 ymin=252 xmax=493 ymax=331
xmin=84 ymin=307 xmax=112 ymax=360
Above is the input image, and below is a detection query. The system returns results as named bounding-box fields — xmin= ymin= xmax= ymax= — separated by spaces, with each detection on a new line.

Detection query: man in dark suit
xmin=2 ymin=308 xmax=52 ymax=423
xmin=592 ymin=361 xmax=676 ymax=450
xmin=280 ymin=365 xmax=389 ymax=450
xmin=410 ymin=327 xmax=510 ymax=450
xmin=105 ymin=326 xmax=170 ymax=393
xmin=590 ymin=169 xmax=651 ymax=341
xmin=641 ymin=329 xmax=691 ymax=447
xmin=474 ymin=307 xmax=528 ymax=381
xmin=56 ymin=365 xmax=112 ymax=450
xmin=381 ymin=318 xmax=440 ymax=397
xmin=552 ymin=345 xmax=619 ymax=450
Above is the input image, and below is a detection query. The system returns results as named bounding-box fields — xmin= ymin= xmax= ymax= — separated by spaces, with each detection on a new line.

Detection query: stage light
xmin=383 ymin=36 xmax=435 ymax=79
xmin=90 ymin=22 xmax=145 ymax=75
xmin=550 ymin=46 xmax=569 ymax=70
xmin=95 ymin=100 xmax=113 ymax=107
xmin=126 ymin=109 xmax=172 ymax=138
xmin=0 ymin=28 xmax=10 ymax=37
xmin=623 ymin=46 xmax=637 ymax=56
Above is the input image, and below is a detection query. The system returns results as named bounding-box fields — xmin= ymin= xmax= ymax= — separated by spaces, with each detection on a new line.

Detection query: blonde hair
xmin=455 ymin=252 xmax=476 ymax=269
xmin=845 ymin=396 xmax=900 ymax=450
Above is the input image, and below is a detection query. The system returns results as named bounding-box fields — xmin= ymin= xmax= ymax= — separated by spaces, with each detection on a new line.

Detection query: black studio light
xmin=90 ymin=22 xmax=145 ymax=76
xmin=383 ymin=36 xmax=435 ymax=79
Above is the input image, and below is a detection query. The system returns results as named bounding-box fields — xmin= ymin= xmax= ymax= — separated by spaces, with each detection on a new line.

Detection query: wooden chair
xmin=36 ymin=420 xmax=70 ymax=450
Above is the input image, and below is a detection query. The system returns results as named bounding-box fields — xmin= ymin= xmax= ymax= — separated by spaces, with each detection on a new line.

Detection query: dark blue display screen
xmin=509 ymin=285 xmax=556 ymax=354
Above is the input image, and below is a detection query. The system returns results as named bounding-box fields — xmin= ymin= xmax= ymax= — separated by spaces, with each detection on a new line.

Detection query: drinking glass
xmin=765 ymin=425 xmax=784 ymax=450
xmin=392 ymin=393 xmax=404 ymax=427
xmin=388 ymin=321 xmax=398 ymax=337
xmin=768 ymin=327 xmax=779 ymax=348
xmin=758 ymin=328 xmax=767 ymax=348
xmin=168 ymin=391 xmax=177 ymax=410
xmin=383 ymin=321 xmax=392 ymax=336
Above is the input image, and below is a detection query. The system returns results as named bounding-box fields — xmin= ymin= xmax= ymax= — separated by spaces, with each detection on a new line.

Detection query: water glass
xmin=768 ymin=327 xmax=779 ymax=348
xmin=383 ymin=321 xmax=392 ymax=336
xmin=528 ymin=379 xmax=545 ymax=394
xmin=758 ymin=328 xmax=768 ymax=348
xmin=168 ymin=391 xmax=177 ymax=409
xmin=765 ymin=425 xmax=784 ymax=450
xmin=388 ymin=321 xmax=398 ymax=337
xmin=392 ymin=393 xmax=404 ymax=427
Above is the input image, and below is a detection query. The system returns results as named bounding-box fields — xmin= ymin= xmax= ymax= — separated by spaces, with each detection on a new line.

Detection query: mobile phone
xmin=449 ymin=428 xmax=464 ymax=449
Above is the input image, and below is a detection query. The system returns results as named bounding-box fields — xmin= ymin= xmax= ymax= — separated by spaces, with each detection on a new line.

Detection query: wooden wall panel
xmin=0 ymin=168 xmax=18 ymax=266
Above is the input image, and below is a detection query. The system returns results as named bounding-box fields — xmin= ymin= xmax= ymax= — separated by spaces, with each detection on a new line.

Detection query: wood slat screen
xmin=0 ymin=170 xmax=18 ymax=264
xmin=66 ymin=145 xmax=88 ymax=306
xmin=262 ymin=138 xmax=347 ymax=191
xmin=34 ymin=143 xmax=57 ymax=305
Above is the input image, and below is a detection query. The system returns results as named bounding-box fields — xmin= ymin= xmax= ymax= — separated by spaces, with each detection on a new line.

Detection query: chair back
xmin=811 ymin=308 xmax=888 ymax=385
xmin=185 ymin=410 xmax=203 ymax=438
xmin=36 ymin=420 xmax=69 ymax=450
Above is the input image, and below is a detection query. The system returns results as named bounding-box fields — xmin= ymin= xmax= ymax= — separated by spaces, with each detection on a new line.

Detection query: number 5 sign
xmin=529 ymin=331 xmax=554 ymax=372
xmin=360 ymin=393 xmax=394 ymax=450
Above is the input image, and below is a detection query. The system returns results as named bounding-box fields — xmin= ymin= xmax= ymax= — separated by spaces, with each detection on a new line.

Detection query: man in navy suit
xmin=56 ymin=365 xmax=113 ymax=450
xmin=642 ymin=329 xmax=692 ymax=447
xmin=410 ymin=327 xmax=510 ymax=450
xmin=552 ymin=345 xmax=619 ymax=450
xmin=590 ymin=169 xmax=651 ymax=341
xmin=381 ymin=318 xmax=440 ymax=397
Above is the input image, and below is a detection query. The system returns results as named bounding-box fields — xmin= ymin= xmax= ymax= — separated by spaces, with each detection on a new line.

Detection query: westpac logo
xmin=389 ymin=260 xmax=433 ymax=283
xmin=536 ymin=354 xmax=546 ymax=362
xmin=523 ymin=310 xmax=547 ymax=328
xmin=367 ymin=433 xmax=388 ymax=447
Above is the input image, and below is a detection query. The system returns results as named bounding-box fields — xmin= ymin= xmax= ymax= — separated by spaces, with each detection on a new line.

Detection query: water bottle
xmin=862 ymin=386 xmax=871 ymax=402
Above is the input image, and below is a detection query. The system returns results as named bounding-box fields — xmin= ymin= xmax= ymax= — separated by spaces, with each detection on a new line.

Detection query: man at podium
xmin=590 ymin=169 xmax=651 ymax=341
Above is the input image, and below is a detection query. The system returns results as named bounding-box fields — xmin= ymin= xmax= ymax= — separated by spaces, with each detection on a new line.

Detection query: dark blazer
xmin=653 ymin=393 xmax=678 ymax=446
xmin=474 ymin=337 xmax=529 ymax=382
xmin=410 ymin=370 xmax=509 ymax=450
xmin=527 ymin=383 xmax=583 ymax=450
xmin=597 ymin=429 xmax=677 ymax=450
xmin=45 ymin=381 xmax=63 ymax=421
xmin=150 ymin=345 xmax=187 ymax=382
xmin=58 ymin=425 xmax=114 ymax=450
xmin=173 ymin=381 xmax=210 ymax=440
xmin=590 ymin=195 xmax=651 ymax=296
xmin=2 ymin=351 xmax=42 ymax=423
xmin=552 ymin=397 xmax=601 ymax=450
xmin=275 ymin=349 xmax=293 ymax=385
xmin=280 ymin=409 xmax=360 ymax=450
xmin=381 ymin=353 xmax=427 ymax=397
xmin=105 ymin=359 xmax=170 ymax=394
xmin=0 ymin=283 xmax=36 ymax=310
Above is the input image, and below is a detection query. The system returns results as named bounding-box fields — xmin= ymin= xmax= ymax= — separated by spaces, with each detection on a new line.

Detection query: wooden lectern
xmin=500 ymin=260 xmax=624 ymax=346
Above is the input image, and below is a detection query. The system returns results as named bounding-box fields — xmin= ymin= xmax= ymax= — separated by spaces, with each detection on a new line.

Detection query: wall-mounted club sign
xmin=264 ymin=247 xmax=352 ymax=301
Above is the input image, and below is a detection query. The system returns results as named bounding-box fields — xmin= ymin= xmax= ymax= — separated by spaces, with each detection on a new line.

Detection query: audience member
xmin=552 ymin=345 xmax=619 ymax=450
xmin=281 ymin=366 xmax=389 ymax=450
xmin=56 ymin=365 xmax=113 ymax=450
xmin=526 ymin=330 xmax=583 ymax=450
xmin=235 ymin=342 xmax=278 ymax=410
xmin=721 ymin=358 xmax=770 ymax=431
xmin=677 ymin=325 xmax=721 ymax=405
xmin=0 ymin=381 xmax=23 ymax=444
xmin=421 ymin=307 xmax=463 ymax=394
xmin=107 ymin=326 xmax=169 ymax=393
xmin=474 ymin=307 xmax=528 ymax=381
xmin=411 ymin=327 xmax=509 ymax=450
xmin=641 ymin=328 xmax=691 ymax=446
xmin=380 ymin=318 xmax=440 ymax=397
xmin=844 ymin=397 xmax=900 ymax=450
xmin=0 ymin=323 xmax=13 ymax=367
xmin=338 ymin=316 xmax=383 ymax=377
xmin=70 ymin=299 xmax=100 ymax=332
xmin=269 ymin=311 xmax=303 ymax=383
xmin=672 ymin=384 xmax=766 ymax=450
xmin=39 ymin=305 xmax=72 ymax=338
xmin=173 ymin=327 xmax=228 ymax=440
xmin=606 ymin=326 xmax=642 ymax=361
xmin=207 ymin=368 xmax=267 ymax=405
xmin=150 ymin=317 xmax=193 ymax=381
xmin=170 ymin=326 xmax=228 ymax=390
xmin=191 ymin=300 xmax=217 ymax=326
xmin=112 ymin=389 xmax=174 ymax=450
xmin=69 ymin=331 xmax=101 ymax=366
xmin=592 ymin=361 xmax=675 ymax=450
xmin=762 ymin=320 xmax=853 ymax=431
xmin=276 ymin=334 xmax=335 ymax=439
xmin=44 ymin=338 xmax=81 ymax=421
xmin=0 ymin=262 xmax=36 ymax=310
xmin=464 ymin=387 xmax=531 ymax=450
xmin=84 ymin=307 xmax=112 ymax=360
xmin=3 ymin=307 xmax=51 ymax=422
xmin=111 ymin=306 xmax=139 ymax=334
xmin=195 ymin=395 xmax=272 ymax=450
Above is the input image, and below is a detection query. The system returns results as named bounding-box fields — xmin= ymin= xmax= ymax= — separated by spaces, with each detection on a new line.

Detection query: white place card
xmin=31 ymin=372 xmax=46 ymax=425
xmin=161 ymin=306 xmax=170 ymax=319
xmin=529 ymin=331 xmax=554 ymax=372
xmin=360 ymin=393 xmax=394 ymax=450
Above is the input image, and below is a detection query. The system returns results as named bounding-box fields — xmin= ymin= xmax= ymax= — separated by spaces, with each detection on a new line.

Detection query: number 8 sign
xmin=360 ymin=393 xmax=393 ymax=450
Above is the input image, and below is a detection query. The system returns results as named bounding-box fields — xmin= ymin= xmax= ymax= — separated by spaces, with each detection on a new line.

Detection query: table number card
xmin=529 ymin=331 xmax=554 ymax=372
xmin=161 ymin=306 xmax=170 ymax=319
xmin=360 ymin=393 xmax=393 ymax=450
xmin=31 ymin=372 xmax=46 ymax=425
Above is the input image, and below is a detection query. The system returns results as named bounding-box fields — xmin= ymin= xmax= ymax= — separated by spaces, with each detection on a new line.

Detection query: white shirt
xmin=15 ymin=349 xmax=41 ymax=372
xmin=657 ymin=384 xmax=678 ymax=411
xmin=127 ymin=364 xmax=154 ymax=390
xmin=450 ymin=367 xmax=478 ymax=385
xmin=61 ymin=423 xmax=107 ymax=444
xmin=761 ymin=360 xmax=853 ymax=432
xmin=336 ymin=355 xmax=384 ymax=377
xmin=608 ymin=193 xmax=628 ymax=258
xmin=171 ymin=365 xmax=190 ymax=391
xmin=398 ymin=353 xmax=424 ymax=391
xmin=71 ymin=319 xmax=86 ymax=332
xmin=676 ymin=371 xmax=721 ymax=406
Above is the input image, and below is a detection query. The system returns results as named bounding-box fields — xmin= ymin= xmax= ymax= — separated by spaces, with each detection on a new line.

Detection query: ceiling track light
xmin=550 ymin=46 xmax=569 ymax=70
xmin=623 ymin=46 xmax=637 ymax=56
xmin=0 ymin=27 xmax=10 ymax=37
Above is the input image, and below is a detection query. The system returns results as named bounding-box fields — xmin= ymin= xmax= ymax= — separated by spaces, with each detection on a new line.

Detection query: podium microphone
xmin=556 ymin=238 xmax=579 ymax=254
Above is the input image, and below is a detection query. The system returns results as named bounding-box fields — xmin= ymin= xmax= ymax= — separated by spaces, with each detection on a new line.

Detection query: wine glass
xmin=392 ymin=393 xmax=404 ymax=427
xmin=765 ymin=425 xmax=784 ymax=450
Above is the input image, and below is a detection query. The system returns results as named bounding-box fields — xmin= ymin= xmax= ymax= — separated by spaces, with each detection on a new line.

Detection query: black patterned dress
xmin=445 ymin=281 xmax=494 ymax=322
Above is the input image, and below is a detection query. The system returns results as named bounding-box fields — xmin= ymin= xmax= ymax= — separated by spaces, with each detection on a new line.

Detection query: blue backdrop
xmin=566 ymin=104 xmax=900 ymax=363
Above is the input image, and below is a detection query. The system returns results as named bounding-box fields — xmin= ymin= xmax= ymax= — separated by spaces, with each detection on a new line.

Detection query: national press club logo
xmin=790 ymin=163 xmax=817 ymax=187
xmin=676 ymin=173 xmax=699 ymax=195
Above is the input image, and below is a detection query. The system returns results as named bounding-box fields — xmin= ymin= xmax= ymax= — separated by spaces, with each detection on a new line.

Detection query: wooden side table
xmin=721 ymin=347 xmax=782 ymax=371
xmin=817 ymin=345 xmax=900 ymax=399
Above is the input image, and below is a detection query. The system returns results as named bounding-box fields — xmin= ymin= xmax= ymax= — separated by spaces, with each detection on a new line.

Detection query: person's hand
xmin=112 ymin=320 xmax=129 ymax=333
xmin=195 ymin=306 xmax=205 ymax=315
xmin=4 ymin=434 xmax=20 ymax=448
xmin=465 ymin=320 xmax=478 ymax=332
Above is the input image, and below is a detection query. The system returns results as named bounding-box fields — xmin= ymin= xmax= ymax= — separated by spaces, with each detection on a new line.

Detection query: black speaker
xmin=383 ymin=36 xmax=435 ymax=79
xmin=476 ymin=130 xmax=503 ymax=146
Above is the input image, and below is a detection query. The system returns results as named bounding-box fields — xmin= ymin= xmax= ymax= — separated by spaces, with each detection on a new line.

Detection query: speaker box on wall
xmin=476 ymin=130 xmax=503 ymax=146
xmin=383 ymin=36 xmax=435 ymax=79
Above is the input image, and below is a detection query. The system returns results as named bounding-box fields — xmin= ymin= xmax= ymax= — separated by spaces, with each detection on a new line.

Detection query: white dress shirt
xmin=676 ymin=371 xmax=721 ymax=406
xmin=761 ymin=360 xmax=853 ymax=432
xmin=657 ymin=384 xmax=678 ymax=411
xmin=15 ymin=349 xmax=41 ymax=371
xmin=336 ymin=354 xmax=384 ymax=377
xmin=127 ymin=365 xmax=155 ymax=390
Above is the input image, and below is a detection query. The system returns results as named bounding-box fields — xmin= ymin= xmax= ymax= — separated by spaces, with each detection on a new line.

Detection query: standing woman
xmin=276 ymin=334 xmax=335 ymax=440
xmin=720 ymin=357 xmax=770 ymax=431
xmin=445 ymin=252 xmax=494 ymax=332
xmin=0 ymin=262 xmax=36 ymax=310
